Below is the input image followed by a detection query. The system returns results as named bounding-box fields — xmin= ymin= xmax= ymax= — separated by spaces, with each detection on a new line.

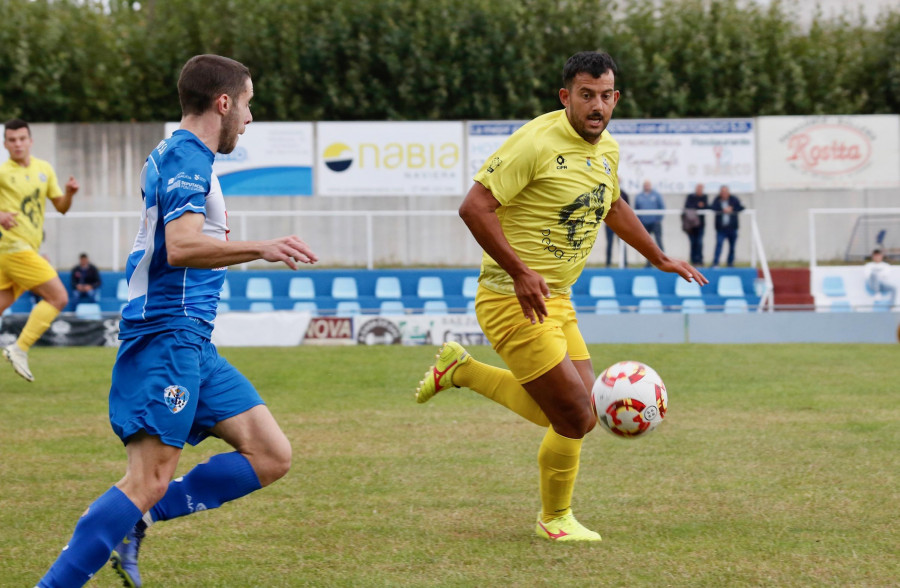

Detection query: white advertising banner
xmin=466 ymin=121 xmax=527 ymax=178
xmin=316 ymin=122 xmax=465 ymax=196
xmin=607 ymin=118 xmax=756 ymax=195
xmin=757 ymin=115 xmax=900 ymax=190
xmin=354 ymin=314 xmax=487 ymax=346
xmin=211 ymin=311 xmax=312 ymax=346
xmin=164 ymin=122 xmax=315 ymax=196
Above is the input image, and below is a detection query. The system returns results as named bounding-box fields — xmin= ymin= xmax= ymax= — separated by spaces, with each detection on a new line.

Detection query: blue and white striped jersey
xmin=119 ymin=130 xmax=229 ymax=340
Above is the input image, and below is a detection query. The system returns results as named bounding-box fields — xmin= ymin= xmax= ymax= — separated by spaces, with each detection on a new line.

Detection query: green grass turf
xmin=1 ymin=344 xmax=898 ymax=587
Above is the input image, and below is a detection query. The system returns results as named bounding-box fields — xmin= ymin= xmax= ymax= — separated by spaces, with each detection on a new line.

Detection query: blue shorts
xmin=109 ymin=330 xmax=264 ymax=448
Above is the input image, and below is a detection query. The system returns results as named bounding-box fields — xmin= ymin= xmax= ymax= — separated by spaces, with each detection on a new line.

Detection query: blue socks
xmin=38 ymin=453 xmax=261 ymax=587
xmin=149 ymin=452 xmax=261 ymax=522
xmin=38 ymin=486 xmax=142 ymax=588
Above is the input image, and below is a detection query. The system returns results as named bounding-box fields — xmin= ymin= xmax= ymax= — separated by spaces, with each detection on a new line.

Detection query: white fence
xmin=45 ymin=208 xmax=775 ymax=311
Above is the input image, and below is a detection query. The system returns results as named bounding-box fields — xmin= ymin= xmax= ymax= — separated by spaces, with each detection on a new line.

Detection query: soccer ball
xmin=592 ymin=361 xmax=668 ymax=438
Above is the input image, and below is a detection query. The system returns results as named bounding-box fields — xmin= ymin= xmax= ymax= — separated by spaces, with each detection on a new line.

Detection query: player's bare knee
xmin=268 ymin=441 xmax=292 ymax=482
xmin=147 ymin=478 xmax=170 ymax=504
xmin=54 ymin=291 xmax=69 ymax=310
xmin=250 ymin=441 xmax=291 ymax=487
xmin=558 ymin=404 xmax=596 ymax=438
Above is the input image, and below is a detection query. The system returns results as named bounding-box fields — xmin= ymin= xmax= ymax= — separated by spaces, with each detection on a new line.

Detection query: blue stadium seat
xmin=417 ymin=276 xmax=445 ymax=299
xmin=631 ymin=275 xmax=659 ymax=298
xmin=423 ymin=300 xmax=448 ymax=314
xmin=466 ymin=300 xmax=477 ymax=314
xmin=249 ymin=301 xmax=275 ymax=312
xmin=331 ymin=277 xmax=359 ymax=299
xmin=717 ymin=275 xmax=745 ymax=298
xmin=375 ymin=276 xmax=402 ymax=299
xmin=75 ymin=302 xmax=102 ymax=320
xmin=288 ymin=277 xmax=316 ymax=299
xmin=291 ymin=301 xmax=318 ymax=315
xmin=675 ymin=279 xmax=702 ymax=298
xmin=218 ymin=301 xmax=231 ymax=313
xmin=638 ymin=298 xmax=664 ymax=314
xmin=116 ymin=278 xmax=129 ymax=301
xmin=822 ymin=275 xmax=846 ymax=297
xmin=379 ymin=300 xmax=406 ymax=315
xmin=246 ymin=277 xmax=273 ymax=299
xmin=594 ymin=299 xmax=620 ymax=314
xmin=724 ymin=298 xmax=749 ymax=313
xmin=336 ymin=300 xmax=361 ymax=316
xmin=681 ymin=298 xmax=706 ymax=314
xmin=872 ymin=298 xmax=893 ymax=312
xmin=462 ymin=276 xmax=479 ymax=298
xmin=220 ymin=278 xmax=231 ymax=300
xmin=589 ymin=276 xmax=616 ymax=298
xmin=829 ymin=300 xmax=852 ymax=312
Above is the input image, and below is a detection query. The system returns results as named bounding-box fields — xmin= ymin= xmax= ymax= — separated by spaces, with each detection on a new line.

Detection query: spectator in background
xmin=682 ymin=183 xmax=708 ymax=266
xmin=865 ymin=247 xmax=896 ymax=306
xmin=70 ymin=252 xmax=102 ymax=306
xmin=711 ymin=185 xmax=744 ymax=267
xmin=633 ymin=180 xmax=664 ymax=266
xmin=605 ymin=178 xmax=629 ymax=267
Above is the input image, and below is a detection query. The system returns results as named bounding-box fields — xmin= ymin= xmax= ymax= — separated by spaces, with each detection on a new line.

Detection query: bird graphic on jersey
xmin=557 ymin=183 xmax=607 ymax=250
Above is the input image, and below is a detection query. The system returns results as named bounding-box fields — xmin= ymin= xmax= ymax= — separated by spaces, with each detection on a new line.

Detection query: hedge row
xmin=1 ymin=0 xmax=898 ymax=122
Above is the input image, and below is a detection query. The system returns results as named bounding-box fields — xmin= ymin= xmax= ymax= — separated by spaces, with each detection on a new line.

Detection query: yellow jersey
xmin=0 ymin=157 xmax=62 ymax=253
xmin=473 ymin=109 xmax=620 ymax=295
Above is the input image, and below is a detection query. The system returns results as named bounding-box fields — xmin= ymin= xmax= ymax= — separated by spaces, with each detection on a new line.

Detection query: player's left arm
xmin=49 ymin=176 xmax=79 ymax=214
xmin=605 ymin=197 xmax=708 ymax=285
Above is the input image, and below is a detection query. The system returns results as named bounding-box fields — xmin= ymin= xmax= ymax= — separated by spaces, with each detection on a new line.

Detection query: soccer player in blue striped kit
xmin=37 ymin=54 xmax=318 ymax=587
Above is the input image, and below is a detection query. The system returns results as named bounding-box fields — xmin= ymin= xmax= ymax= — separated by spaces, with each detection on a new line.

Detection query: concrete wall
xmin=29 ymin=122 xmax=899 ymax=271
xmin=577 ymin=311 xmax=900 ymax=344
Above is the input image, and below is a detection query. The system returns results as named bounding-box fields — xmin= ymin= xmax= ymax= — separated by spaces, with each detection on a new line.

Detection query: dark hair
xmin=4 ymin=118 xmax=30 ymax=136
xmin=562 ymin=51 xmax=618 ymax=88
xmin=177 ymin=55 xmax=251 ymax=117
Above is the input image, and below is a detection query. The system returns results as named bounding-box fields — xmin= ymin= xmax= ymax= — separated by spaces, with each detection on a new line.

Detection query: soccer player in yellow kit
xmin=416 ymin=52 xmax=707 ymax=541
xmin=0 ymin=119 xmax=79 ymax=382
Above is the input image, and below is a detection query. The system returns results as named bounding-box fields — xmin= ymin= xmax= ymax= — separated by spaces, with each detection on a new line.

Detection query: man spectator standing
xmin=633 ymin=180 xmax=664 ymax=266
xmin=682 ymin=183 xmax=708 ymax=266
xmin=605 ymin=179 xmax=629 ymax=267
xmin=70 ymin=252 xmax=102 ymax=307
xmin=711 ymin=185 xmax=744 ymax=268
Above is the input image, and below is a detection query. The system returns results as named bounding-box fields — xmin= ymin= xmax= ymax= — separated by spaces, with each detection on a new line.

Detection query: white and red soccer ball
xmin=592 ymin=361 xmax=668 ymax=438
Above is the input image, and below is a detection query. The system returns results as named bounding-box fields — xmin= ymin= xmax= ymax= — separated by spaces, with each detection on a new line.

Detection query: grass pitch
xmin=1 ymin=344 xmax=898 ymax=587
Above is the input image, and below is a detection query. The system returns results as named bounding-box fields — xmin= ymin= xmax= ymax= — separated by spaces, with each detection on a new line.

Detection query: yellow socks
xmin=17 ymin=300 xmax=60 ymax=351
xmin=538 ymin=427 xmax=583 ymax=523
xmin=453 ymin=359 xmax=550 ymax=427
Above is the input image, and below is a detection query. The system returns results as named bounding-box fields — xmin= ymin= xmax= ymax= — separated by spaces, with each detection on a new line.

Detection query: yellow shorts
xmin=475 ymin=285 xmax=590 ymax=384
xmin=0 ymin=249 xmax=59 ymax=300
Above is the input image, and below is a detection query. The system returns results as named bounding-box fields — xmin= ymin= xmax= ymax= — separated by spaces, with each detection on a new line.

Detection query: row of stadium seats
xmin=816 ymin=272 xmax=895 ymax=312
xmin=2 ymin=268 xmax=761 ymax=316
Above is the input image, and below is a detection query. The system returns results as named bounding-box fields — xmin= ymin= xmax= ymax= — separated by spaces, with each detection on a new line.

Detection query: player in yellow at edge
xmin=0 ymin=118 xmax=79 ymax=382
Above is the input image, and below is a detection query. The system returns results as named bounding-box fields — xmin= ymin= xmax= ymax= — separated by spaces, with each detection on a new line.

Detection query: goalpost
xmin=809 ymin=208 xmax=900 ymax=270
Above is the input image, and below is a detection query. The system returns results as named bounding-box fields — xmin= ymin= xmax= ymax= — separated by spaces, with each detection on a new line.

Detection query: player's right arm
xmin=459 ymin=181 xmax=549 ymax=324
xmin=165 ymin=211 xmax=318 ymax=270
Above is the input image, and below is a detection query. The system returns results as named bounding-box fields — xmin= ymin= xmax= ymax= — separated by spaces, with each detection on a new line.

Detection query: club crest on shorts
xmin=163 ymin=385 xmax=190 ymax=414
